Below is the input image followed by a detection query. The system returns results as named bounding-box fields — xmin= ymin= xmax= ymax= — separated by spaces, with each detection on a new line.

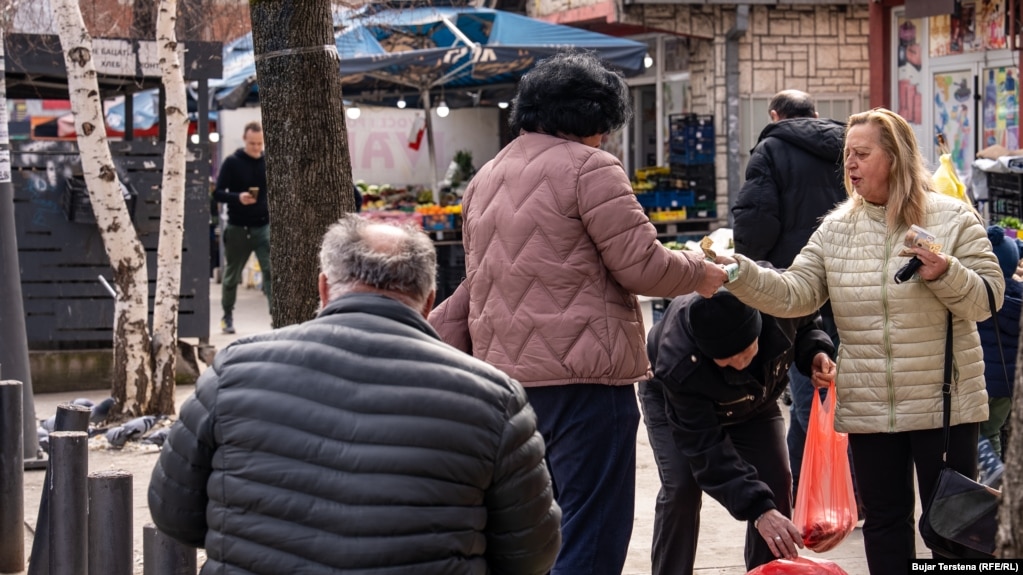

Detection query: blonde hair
xmin=844 ymin=108 xmax=929 ymax=230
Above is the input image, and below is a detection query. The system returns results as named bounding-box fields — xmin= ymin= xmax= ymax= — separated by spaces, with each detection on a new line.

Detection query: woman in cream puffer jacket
xmin=721 ymin=108 xmax=1002 ymax=573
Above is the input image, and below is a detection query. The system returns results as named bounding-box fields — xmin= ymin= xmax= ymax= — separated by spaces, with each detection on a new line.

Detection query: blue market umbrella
xmin=215 ymin=6 xmax=647 ymax=196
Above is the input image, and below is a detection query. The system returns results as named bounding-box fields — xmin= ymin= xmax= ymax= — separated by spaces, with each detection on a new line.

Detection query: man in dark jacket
xmin=730 ymin=90 xmax=846 ymax=497
xmin=637 ymin=289 xmax=835 ymax=574
xmin=212 ymin=121 xmax=270 ymax=334
xmin=148 ymin=215 xmax=561 ymax=575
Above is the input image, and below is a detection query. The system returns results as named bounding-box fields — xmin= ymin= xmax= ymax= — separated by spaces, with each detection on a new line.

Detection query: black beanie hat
xmin=687 ymin=291 xmax=762 ymax=359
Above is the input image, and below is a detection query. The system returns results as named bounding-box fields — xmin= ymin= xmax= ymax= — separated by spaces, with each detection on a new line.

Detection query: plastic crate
xmin=669 ymin=150 xmax=715 ymax=166
xmin=634 ymin=190 xmax=695 ymax=209
xmin=422 ymin=214 xmax=456 ymax=231
xmin=437 ymin=244 xmax=465 ymax=267
xmin=669 ymin=113 xmax=714 ymax=136
xmin=988 ymin=172 xmax=1023 ymax=223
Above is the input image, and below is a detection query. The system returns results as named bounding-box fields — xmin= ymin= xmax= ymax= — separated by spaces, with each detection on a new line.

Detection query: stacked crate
xmin=668 ymin=114 xmax=716 ymax=219
xmin=987 ymin=172 xmax=1023 ymax=224
xmin=633 ymin=166 xmax=694 ymax=221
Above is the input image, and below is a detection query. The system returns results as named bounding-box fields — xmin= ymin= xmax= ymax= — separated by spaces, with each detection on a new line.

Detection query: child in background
xmin=975 ymin=225 xmax=1021 ymax=487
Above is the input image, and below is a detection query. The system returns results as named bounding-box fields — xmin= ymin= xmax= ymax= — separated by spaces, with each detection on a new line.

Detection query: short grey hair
xmin=319 ymin=215 xmax=437 ymax=305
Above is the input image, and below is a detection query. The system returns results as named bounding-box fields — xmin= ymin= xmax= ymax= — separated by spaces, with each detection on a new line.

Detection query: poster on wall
xmin=930 ymin=14 xmax=952 ymax=56
xmin=897 ymin=17 xmax=924 ymax=126
xmin=934 ymin=70 xmax=976 ymax=173
xmin=982 ymin=66 xmax=1019 ymax=149
xmin=961 ymin=1 xmax=980 ymax=52
xmin=978 ymin=0 xmax=1007 ymax=50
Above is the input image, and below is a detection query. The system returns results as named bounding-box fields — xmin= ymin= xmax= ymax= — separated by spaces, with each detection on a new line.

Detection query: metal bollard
xmin=27 ymin=403 xmax=92 ymax=575
xmin=47 ymin=431 xmax=88 ymax=575
xmin=88 ymin=470 xmax=133 ymax=575
xmin=143 ymin=524 xmax=197 ymax=575
xmin=0 ymin=380 xmax=24 ymax=573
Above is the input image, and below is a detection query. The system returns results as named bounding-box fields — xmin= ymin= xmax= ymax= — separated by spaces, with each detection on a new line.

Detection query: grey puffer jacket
xmin=148 ymin=294 xmax=561 ymax=575
xmin=727 ymin=193 xmax=1002 ymax=434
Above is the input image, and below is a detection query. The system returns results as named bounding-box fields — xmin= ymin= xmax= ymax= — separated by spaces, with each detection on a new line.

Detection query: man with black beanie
xmin=638 ymin=289 xmax=836 ymax=574
xmin=213 ymin=121 xmax=270 ymax=333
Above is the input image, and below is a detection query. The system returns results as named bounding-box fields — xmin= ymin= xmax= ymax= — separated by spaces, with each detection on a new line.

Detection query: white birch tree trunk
xmin=148 ymin=0 xmax=187 ymax=415
xmin=50 ymin=0 xmax=151 ymax=416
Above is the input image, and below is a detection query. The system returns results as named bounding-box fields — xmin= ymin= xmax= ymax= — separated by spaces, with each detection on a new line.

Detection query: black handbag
xmin=918 ymin=281 xmax=1001 ymax=559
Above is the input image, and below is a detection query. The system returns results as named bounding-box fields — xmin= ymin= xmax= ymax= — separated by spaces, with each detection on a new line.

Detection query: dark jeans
xmin=526 ymin=384 xmax=640 ymax=575
xmin=638 ymin=379 xmax=791 ymax=575
xmin=786 ymin=364 xmax=816 ymax=495
xmin=848 ymin=423 xmax=978 ymax=574
xmin=222 ymin=223 xmax=271 ymax=316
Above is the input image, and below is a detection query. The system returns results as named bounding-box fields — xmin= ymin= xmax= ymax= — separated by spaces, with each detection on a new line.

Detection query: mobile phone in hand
xmin=248 ymin=187 xmax=259 ymax=200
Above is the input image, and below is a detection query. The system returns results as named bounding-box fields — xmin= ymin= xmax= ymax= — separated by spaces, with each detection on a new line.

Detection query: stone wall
xmin=532 ymin=1 xmax=870 ymax=225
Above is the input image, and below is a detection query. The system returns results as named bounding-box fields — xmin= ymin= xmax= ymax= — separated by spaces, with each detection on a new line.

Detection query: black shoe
xmin=221 ymin=316 xmax=236 ymax=334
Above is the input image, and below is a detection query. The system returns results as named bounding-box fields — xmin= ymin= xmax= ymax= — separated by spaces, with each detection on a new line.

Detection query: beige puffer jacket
xmin=430 ymin=132 xmax=708 ymax=387
xmin=727 ymin=193 xmax=1001 ymax=433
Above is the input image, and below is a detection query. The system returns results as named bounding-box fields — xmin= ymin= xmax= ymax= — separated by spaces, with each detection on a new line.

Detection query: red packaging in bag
xmin=746 ymin=556 xmax=849 ymax=575
xmin=792 ymin=383 xmax=857 ymax=553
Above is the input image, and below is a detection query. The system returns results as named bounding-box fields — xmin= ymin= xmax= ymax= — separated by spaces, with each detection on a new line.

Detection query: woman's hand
xmin=714 ymin=255 xmax=737 ymax=266
xmin=911 ymin=246 xmax=950 ymax=281
xmin=810 ymin=352 xmax=836 ymax=389
xmin=696 ymin=260 xmax=729 ymax=297
xmin=755 ymin=509 xmax=803 ymax=559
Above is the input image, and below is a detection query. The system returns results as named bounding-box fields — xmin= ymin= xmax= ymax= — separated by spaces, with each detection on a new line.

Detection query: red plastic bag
xmin=792 ymin=382 xmax=857 ymax=552
xmin=747 ymin=556 xmax=849 ymax=575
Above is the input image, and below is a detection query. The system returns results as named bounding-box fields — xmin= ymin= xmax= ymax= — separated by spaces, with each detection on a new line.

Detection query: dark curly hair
xmin=509 ymin=51 xmax=632 ymax=138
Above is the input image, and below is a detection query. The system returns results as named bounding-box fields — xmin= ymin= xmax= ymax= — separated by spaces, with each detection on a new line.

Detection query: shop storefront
xmin=874 ymin=0 xmax=1020 ymax=181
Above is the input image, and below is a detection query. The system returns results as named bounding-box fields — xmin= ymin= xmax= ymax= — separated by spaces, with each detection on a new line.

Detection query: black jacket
xmin=646 ymin=293 xmax=834 ymax=523
xmin=731 ymin=118 xmax=846 ymax=269
xmin=213 ymin=148 xmax=269 ymax=227
xmin=148 ymin=294 xmax=561 ymax=575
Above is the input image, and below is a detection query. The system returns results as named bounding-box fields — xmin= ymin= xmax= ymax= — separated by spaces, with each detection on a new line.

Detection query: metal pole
xmin=88 ymin=470 xmax=133 ymax=575
xmin=143 ymin=524 xmax=197 ymax=575
xmin=0 ymin=380 xmax=24 ymax=573
xmin=28 ymin=403 xmax=91 ymax=575
xmin=421 ymin=88 xmax=440 ymax=204
xmin=47 ymin=431 xmax=89 ymax=575
xmin=0 ymin=30 xmax=41 ymax=466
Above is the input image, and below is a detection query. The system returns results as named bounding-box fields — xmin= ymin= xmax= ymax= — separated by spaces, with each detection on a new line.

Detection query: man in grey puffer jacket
xmin=148 ymin=215 xmax=561 ymax=575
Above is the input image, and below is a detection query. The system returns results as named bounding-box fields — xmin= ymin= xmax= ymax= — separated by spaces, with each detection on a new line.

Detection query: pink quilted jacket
xmin=429 ymin=132 xmax=708 ymax=387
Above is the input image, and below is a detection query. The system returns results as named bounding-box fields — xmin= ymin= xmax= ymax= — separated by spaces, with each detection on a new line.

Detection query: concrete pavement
xmin=15 ymin=278 xmax=902 ymax=574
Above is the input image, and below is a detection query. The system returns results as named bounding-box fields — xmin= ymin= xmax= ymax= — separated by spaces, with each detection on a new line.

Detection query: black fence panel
xmin=11 ymin=140 xmax=211 ymax=349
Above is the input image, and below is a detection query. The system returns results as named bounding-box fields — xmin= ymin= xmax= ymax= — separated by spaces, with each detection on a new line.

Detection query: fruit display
xmin=356 ymin=180 xmax=462 ymax=233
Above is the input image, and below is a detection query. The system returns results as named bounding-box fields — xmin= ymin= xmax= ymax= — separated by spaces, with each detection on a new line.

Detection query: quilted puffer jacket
xmin=732 ymin=117 xmax=846 ymax=269
xmin=148 ymin=294 xmax=561 ymax=575
xmin=727 ymin=193 xmax=1002 ymax=434
xmin=430 ymin=131 xmax=709 ymax=387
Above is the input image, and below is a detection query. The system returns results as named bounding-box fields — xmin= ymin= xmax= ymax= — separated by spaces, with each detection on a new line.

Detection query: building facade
xmin=533 ymin=0 xmax=870 ymax=228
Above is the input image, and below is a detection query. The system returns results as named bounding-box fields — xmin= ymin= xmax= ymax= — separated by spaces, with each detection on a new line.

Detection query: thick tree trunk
xmin=997 ymin=314 xmax=1023 ymax=555
xmin=147 ymin=0 xmax=187 ymax=416
xmin=51 ymin=0 xmax=151 ymax=417
xmin=250 ymin=0 xmax=354 ymax=327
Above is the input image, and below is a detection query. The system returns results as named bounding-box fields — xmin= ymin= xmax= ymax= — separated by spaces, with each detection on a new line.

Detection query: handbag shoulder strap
xmin=941 ymin=278 xmax=1001 ymax=465
xmin=982 ymin=279 xmax=1010 ymax=390
xmin=941 ymin=310 xmax=953 ymax=465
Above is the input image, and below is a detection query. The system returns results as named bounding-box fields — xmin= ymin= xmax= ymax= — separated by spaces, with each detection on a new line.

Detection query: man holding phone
xmin=213 ymin=121 xmax=271 ymax=333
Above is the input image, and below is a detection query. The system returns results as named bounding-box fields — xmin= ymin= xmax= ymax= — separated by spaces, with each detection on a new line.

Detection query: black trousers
xmin=848 ymin=423 xmax=978 ymax=575
xmin=638 ymin=379 xmax=791 ymax=575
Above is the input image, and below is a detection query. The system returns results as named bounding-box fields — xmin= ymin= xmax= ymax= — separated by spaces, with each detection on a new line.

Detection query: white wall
xmin=218 ymin=105 xmax=501 ymax=187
